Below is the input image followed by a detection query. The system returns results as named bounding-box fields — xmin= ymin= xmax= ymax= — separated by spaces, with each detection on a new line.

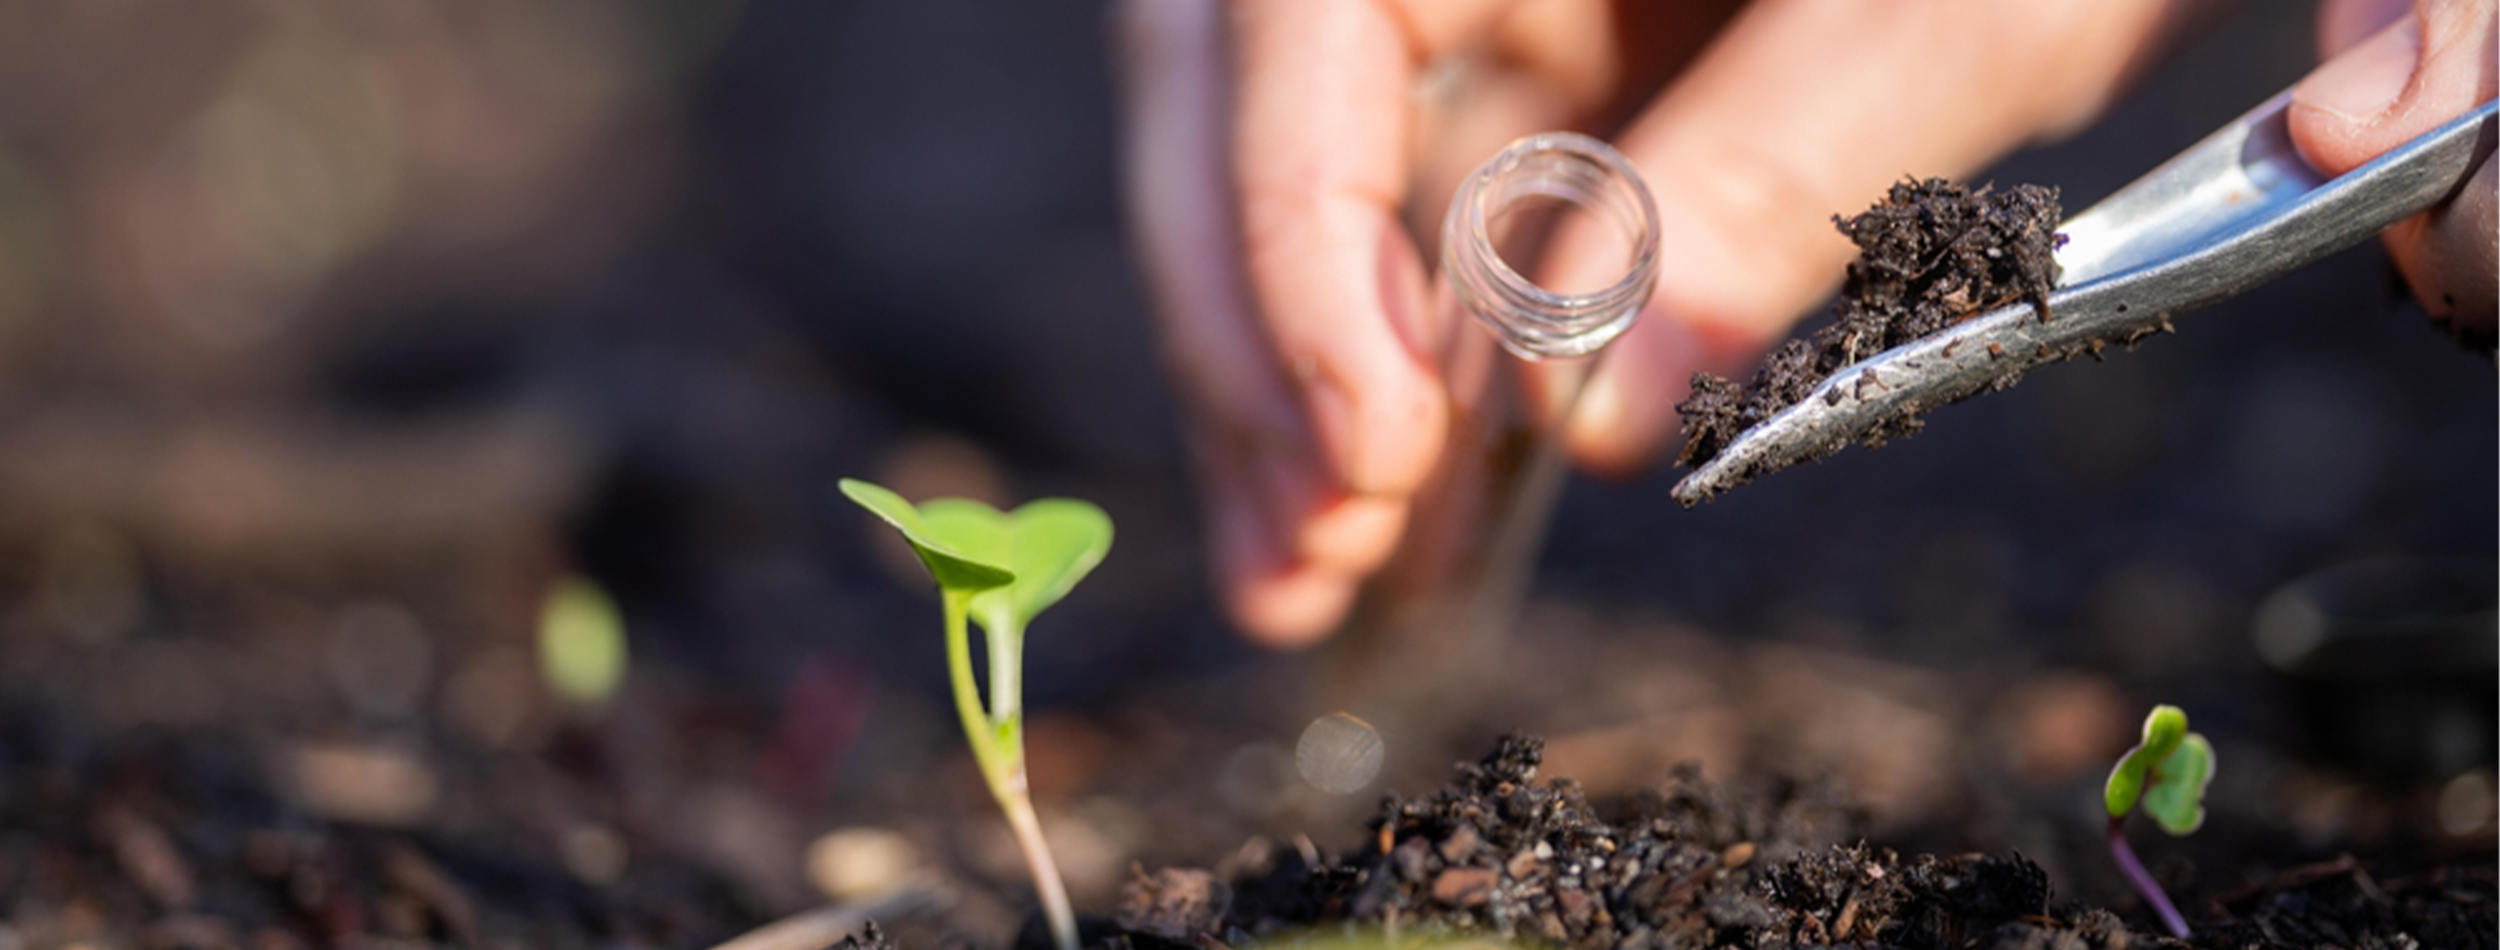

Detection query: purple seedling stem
xmin=2106 ymin=816 xmax=2190 ymax=939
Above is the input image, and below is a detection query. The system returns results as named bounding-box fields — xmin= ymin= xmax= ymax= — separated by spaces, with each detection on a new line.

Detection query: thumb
xmin=2289 ymin=0 xmax=2498 ymax=337
xmin=2289 ymin=0 xmax=2494 ymax=176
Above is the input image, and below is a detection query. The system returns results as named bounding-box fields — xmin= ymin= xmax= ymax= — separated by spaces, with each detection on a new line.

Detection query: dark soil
xmin=1086 ymin=735 xmax=2493 ymax=950
xmin=1677 ymin=179 xmax=2065 ymax=468
xmin=0 ymin=727 xmax=760 ymax=949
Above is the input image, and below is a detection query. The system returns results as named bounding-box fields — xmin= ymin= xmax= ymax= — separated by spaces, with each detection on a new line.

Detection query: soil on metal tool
xmin=1676 ymin=179 xmax=2065 ymax=468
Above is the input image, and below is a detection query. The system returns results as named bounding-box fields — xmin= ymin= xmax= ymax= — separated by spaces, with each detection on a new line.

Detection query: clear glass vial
xmin=1445 ymin=132 xmax=1658 ymax=362
xmin=1340 ymin=132 xmax=1659 ymax=659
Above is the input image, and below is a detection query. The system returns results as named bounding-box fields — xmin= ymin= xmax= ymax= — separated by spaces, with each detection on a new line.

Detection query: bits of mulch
xmin=1677 ymin=178 xmax=2065 ymax=468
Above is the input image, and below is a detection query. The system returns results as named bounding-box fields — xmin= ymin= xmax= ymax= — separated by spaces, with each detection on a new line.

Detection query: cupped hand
xmin=1116 ymin=0 xmax=2200 ymax=647
xmin=2290 ymin=0 xmax=2497 ymax=343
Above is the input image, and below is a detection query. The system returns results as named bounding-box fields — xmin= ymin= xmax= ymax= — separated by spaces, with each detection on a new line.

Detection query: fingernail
xmin=1207 ymin=476 xmax=1290 ymax=633
xmin=1295 ymin=493 xmax=1407 ymax=574
xmin=1571 ymin=360 xmax=1628 ymax=442
xmin=1206 ymin=465 xmax=1259 ymax=559
xmin=1211 ymin=477 xmax=1353 ymax=647
xmin=1374 ymin=220 xmax=1441 ymax=367
xmin=1235 ymin=565 xmax=1355 ymax=650
xmin=1249 ymin=450 xmax=1309 ymax=522
xmin=1304 ymin=372 xmax=1366 ymax=488
xmin=2299 ymin=14 xmax=2421 ymax=124
xmin=1322 ymin=220 xmax=1445 ymax=496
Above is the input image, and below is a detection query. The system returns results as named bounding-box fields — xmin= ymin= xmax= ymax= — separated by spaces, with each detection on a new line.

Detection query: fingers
xmin=1535 ymin=0 xmax=2191 ymax=473
xmin=1146 ymin=0 xmax=1574 ymax=645
xmin=2403 ymin=157 xmax=2498 ymax=342
xmin=1115 ymin=0 xmax=1381 ymax=646
xmin=2290 ymin=0 xmax=2499 ymax=334
xmin=1200 ymin=444 xmax=1369 ymax=648
xmin=1231 ymin=0 xmax=1449 ymax=500
xmin=1128 ymin=0 xmax=1540 ymax=645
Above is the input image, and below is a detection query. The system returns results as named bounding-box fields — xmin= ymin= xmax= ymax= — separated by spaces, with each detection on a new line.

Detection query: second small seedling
xmin=2103 ymin=704 xmax=2215 ymax=939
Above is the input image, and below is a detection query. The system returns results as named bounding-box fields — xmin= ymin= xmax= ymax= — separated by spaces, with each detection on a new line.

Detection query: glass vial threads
xmin=1444 ymin=132 xmax=1659 ymax=362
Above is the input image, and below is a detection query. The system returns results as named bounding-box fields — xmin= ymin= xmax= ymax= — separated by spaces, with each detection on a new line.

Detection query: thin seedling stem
xmin=947 ymin=593 xmax=1075 ymax=950
xmin=1002 ymin=787 xmax=1077 ymax=950
xmin=942 ymin=595 xmax=1001 ymax=778
xmin=2107 ymin=816 xmax=2190 ymax=938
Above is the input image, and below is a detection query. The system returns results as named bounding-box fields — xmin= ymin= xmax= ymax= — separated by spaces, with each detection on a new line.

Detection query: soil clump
xmin=1677 ymin=179 xmax=2064 ymax=467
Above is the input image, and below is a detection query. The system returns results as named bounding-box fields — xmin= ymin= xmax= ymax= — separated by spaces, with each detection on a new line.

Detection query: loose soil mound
xmin=1082 ymin=735 xmax=2493 ymax=950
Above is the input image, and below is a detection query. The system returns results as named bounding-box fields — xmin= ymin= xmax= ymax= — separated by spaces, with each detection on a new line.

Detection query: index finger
xmin=1231 ymin=0 xmax=1448 ymax=497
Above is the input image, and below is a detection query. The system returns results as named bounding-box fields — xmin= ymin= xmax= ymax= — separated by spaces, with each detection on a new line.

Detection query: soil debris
xmin=1221 ymin=733 xmax=2057 ymax=950
xmin=1677 ymin=178 xmax=2065 ymax=467
xmin=1118 ymin=866 xmax=1233 ymax=940
xmin=1185 ymin=734 xmax=2492 ymax=950
xmin=837 ymin=920 xmax=901 ymax=950
xmin=2204 ymin=859 xmax=2497 ymax=950
xmin=1431 ymin=866 xmax=1499 ymax=907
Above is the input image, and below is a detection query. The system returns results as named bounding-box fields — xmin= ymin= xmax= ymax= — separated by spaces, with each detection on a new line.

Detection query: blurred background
xmin=0 ymin=1 xmax=2488 ymax=948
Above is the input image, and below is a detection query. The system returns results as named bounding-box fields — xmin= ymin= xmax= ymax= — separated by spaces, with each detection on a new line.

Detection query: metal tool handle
xmin=1670 ymin=92 xmax=2498 ymax=506
xmin=2060 ymin=91 xmax=2496 ymax=304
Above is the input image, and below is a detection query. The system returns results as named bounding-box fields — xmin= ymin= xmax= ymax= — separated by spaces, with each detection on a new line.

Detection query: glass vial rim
xmin=1442 ymin=131 xmax=1661 ymax=360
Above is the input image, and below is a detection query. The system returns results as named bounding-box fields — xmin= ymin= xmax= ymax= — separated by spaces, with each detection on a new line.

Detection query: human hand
xmin=1116 ymin=0 xmax=2202 ymax=646
xmin=2290 ymin=0 xmax=2497 ymax=344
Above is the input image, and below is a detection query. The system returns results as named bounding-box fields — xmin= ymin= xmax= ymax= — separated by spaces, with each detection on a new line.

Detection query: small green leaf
xmin=999 ymin=499 xmax=1112 ymax=623
xmin=2143 ymin=733 xmax=2215 ymax=836
xmin=539 ymin=576 xmax=628 ymax=708
xmin=855 ymin=485 xmax=1110 ymax=629
xmin=918 ymin=498 xmax=1012 ymax=573
xmin=841 ymin=479 xmax=1014 ymax=593
xmin=2106 ymin=705 xmax=2189 ymax=818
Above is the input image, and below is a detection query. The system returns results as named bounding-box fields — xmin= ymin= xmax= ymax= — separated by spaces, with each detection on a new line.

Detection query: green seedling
xmin=2102 ymin=704 xmax=2215 ymax=939
xmin=841 ymin=478 xmax=1110 ymax=950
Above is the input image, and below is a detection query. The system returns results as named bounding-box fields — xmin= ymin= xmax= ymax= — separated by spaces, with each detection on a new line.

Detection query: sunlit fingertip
xmin=1293 ymin=493 xmax=1408 ymax=574
xmin=1228 ymin=564 xmax=1357 ymax=650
